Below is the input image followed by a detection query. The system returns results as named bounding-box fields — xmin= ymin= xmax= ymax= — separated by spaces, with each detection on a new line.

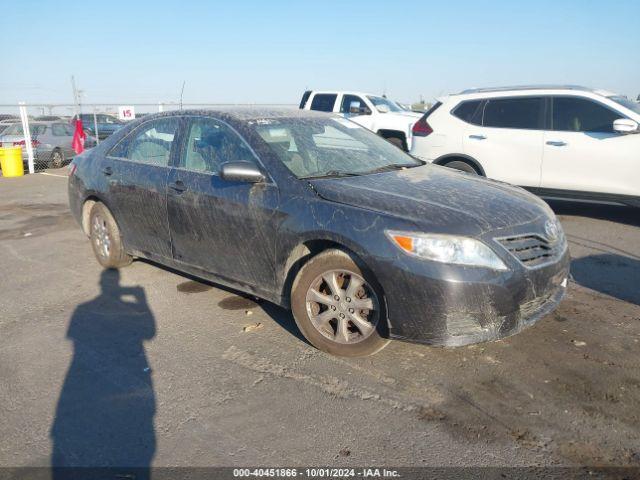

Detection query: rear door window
xmin=483 ymin=97 xmax=544 ymax=130
xmin=452 ymin=100 xmax=482 ymax=125
xmin=52 ymin=124 xmax=72 ymax=136
xmin=310 ymin=94 xmax=337 ymax=112
xmin=299 ymin=90 xmax=312 ymax=109
xmin=109 ymin=118 xmax=180 ymax=166
xmin=552 ymin=97 xmax=623 ymax=133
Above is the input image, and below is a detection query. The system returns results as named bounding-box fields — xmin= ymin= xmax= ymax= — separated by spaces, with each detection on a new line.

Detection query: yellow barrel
xmin=0 ymin=147 xmax=24 ymax=177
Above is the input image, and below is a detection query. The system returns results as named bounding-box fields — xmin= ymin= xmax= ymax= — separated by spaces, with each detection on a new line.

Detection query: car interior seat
xmin=570 ymin=117 xmax=581 ymax=131
xmin=188 ymin=132 xmax=208 ymax=171
xmin=270 ymin=140 xmax=312 ymax=177
xmin=193 ymin=129 xmax=226 ymax=172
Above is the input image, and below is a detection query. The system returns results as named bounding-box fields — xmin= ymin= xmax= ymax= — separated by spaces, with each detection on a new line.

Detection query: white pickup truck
xmin=299 ymin=90 xmax=422 ymax=151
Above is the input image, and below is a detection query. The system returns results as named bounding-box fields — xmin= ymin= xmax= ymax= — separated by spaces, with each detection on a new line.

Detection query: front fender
xmin=274 ymin=198 xmax=421 ymax=304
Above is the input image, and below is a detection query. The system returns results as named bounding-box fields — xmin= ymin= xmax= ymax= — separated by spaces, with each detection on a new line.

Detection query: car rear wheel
xmin=89 ymin=202 xmax=132 ymax=269
xmin=443 ymin=159 xmax=480 ymax=175
xmin=49 ymin=149 xmax=64 ymax=169
xmin=291 ymin=249 xmax=389 ymax=357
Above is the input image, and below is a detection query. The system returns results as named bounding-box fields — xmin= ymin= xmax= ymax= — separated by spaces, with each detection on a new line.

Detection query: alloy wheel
xmin=305 ymin=269 xmax=379 ymax=344
xmin=92 ymin=215 xmax=111 ymax=259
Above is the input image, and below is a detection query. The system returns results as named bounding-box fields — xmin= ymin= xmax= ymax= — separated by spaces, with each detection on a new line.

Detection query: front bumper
xmin=375 ymin=240 xmax=570 ymax=347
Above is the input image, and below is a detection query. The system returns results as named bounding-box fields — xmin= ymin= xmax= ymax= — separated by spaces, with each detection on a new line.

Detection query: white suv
xmin=410 ymin=86 xmax=640 ymax=207
xmin=300 ymin=90 xmax=421 ymax=151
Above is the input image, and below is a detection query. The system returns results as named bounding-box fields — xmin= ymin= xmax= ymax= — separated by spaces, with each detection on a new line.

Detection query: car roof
xmin=135 ymin=108 xmax=330 ymax=122
xmin=451 ymin=85 xmax=618 ymax=99
xmin=310 ymin=91 xmax=381 ymax=97
xmin=3 ymin=121 xmax=67 ymax=129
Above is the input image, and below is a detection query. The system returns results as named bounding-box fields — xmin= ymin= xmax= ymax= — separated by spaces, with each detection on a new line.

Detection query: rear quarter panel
xmin=412 ymin=107 xmax=464 ymax=161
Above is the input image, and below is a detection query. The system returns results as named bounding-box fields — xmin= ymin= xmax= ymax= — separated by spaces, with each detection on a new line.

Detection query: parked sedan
xmin=68 ymin=109 xmax=569 ymax=357
xmin=0 ymin=121 xmax=96 ymax=169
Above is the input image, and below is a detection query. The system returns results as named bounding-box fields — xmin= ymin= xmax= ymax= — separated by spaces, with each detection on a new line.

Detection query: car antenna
xmin=179 ymin=81 xmax=186 ymax=111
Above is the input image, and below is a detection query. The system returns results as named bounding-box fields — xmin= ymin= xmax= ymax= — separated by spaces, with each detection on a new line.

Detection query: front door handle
xmin=102 ymin=166 xmax=113 ymax=176
xmin=469 ymin=134 xmax=487 ymax=140
xmin=169 ymin=180 xmax=186 ymax=193
xmin=546 ymin=140 xmax=567 ymax=147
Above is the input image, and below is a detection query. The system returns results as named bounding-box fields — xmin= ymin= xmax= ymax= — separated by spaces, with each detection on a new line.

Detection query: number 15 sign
xmin=118 ymin=106 xmax=136 ymax=121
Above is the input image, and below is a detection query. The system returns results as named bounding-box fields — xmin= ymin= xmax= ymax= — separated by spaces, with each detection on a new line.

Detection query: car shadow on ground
xmin=548 ymin=201 xmax=640 ymax=228
xmin=571 ymin=253 xmax=640 ymax=307
xmin=50 ymin=269 xmax=156 ymax=479
xmin=139 ymin=259 xmax=309 ymax=345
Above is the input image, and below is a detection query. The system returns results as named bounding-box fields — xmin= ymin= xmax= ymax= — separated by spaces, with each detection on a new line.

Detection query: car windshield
xmin=366 ymin=95 xmax=403 ymax=113
xmin=252 ymin=117 xmax=422 ymax=179
xmin=608 ymin=96 xmax=640 ymax=115
xmin=2 ymin=124 xmax=47 ymax=135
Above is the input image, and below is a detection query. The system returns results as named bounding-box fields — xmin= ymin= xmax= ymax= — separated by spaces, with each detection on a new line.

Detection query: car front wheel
xmin=291 ymin=249 xmax=389 ymax=357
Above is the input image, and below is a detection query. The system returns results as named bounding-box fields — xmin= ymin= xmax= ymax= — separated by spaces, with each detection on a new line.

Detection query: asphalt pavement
xmin=0 ymin=172 xmax=639 ymax=470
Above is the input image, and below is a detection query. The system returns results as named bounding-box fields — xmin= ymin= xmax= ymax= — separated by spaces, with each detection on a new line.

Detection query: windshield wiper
xmin=362 ymin=163 xmax=421 ymax=175
xmin=300 ymin=170 xmax=362 ymax=180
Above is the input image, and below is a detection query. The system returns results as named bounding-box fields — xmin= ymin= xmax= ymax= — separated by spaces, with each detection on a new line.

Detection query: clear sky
xmin=2 ymin=0 xmax=639 ymax=106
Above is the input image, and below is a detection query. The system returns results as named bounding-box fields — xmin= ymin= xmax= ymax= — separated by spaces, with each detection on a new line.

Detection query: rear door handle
xmin=469 ymin=134 xmax=487 ymax=140
xmin=102 ymin=167 xmax=113 ymax=176
xmin=169 ymin=180 xmax=186 ymax=193
xmin=546 ymin=140 xmax=567 ymax=147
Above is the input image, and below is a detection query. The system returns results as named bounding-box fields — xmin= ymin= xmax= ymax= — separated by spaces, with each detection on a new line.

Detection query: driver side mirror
xmin=348 ymin=101 xmax=372 ymax=116
xmin=220 ymin=161 xmax=265 ymax=183
xmin=613 ymin=118 xmax=639 ymax=134
xmin=349 ymin=101 xmax=362 ymax=115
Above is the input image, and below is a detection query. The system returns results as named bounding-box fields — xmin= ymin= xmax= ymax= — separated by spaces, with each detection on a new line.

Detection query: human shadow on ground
xmin=50 ymin=269 xmax=156 ymax=479
xmin=141 ymin=259 xmax=308 ymax=345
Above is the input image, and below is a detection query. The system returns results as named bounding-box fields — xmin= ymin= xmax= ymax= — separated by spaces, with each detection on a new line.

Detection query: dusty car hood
xmin=308 ymin=165 xmax=550 ymax=236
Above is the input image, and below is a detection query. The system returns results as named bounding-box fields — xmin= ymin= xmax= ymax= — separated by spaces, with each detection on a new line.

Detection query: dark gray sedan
xmin=68 ymin=109 xmax=569 ymax=357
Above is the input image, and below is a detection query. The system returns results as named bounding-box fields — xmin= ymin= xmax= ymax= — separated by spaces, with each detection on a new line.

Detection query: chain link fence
xmin=0 ymin=103 xmax=295 ymax=173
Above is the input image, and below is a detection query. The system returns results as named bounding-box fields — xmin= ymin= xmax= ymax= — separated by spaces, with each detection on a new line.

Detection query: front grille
xmin=496 ymin=234 xmax=564 ymax=268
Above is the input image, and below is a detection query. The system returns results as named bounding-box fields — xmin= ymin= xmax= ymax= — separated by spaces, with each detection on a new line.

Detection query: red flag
xmin=72 ymin=118 xmax=86 ymax=155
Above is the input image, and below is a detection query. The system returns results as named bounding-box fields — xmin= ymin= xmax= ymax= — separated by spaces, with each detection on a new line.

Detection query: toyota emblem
xmin=545 ymin=220 xmax=559 ymax=241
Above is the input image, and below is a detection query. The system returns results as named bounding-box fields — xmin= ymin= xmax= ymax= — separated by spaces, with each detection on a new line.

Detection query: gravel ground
xmin=0 ymin=172 xmax=639 ymax=470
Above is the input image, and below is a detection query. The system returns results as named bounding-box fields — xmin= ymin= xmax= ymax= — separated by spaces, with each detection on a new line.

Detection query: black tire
xmin=291 ymin=249 xmax=390 ymax=357
xmin=49 ymin=149 xmax=64 ymax=169
xmin=89 ymin=202 xmax=132 ymax=269
xmin=385 ymin=136 xmax=407 ymax=151
xmin=443 ymin=159 xmax=480 ymax=175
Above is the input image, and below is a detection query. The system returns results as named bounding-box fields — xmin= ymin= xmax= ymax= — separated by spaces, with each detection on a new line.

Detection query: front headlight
xmin=386 ymin=230 xmax=508 ymax=271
